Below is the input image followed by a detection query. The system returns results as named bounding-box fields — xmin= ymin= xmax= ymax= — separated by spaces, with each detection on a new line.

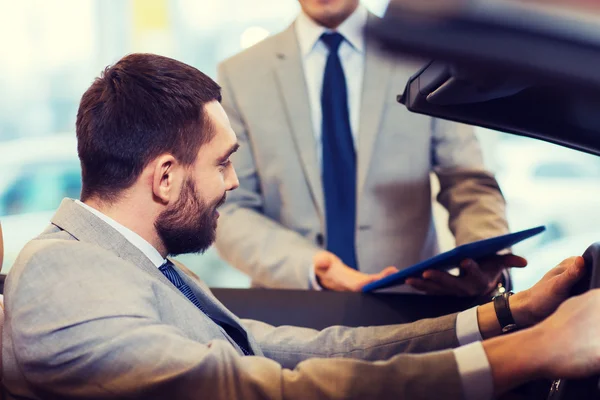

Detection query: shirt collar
xmin=295 ymin=3 xmax=368 ymax=57
xmin=75 ymin=200 xmax=165 ymax=268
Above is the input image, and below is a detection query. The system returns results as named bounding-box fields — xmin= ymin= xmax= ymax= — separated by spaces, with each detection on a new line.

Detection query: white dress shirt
xmin=295 ymin=5 xmax=494 ymax=399
xmin=76 ymin=200 xmax=165 ymax=268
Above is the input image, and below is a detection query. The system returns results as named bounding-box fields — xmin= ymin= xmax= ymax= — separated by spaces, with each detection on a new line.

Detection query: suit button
xmin=316 ymin=233 xmax=324 ymax=246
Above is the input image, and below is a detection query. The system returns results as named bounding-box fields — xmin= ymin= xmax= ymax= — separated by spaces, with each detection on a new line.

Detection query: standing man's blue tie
xmin=320 ymin=32 xmax=358 ymax=270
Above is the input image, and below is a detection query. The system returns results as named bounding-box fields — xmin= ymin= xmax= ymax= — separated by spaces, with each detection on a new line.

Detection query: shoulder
xmin=16 ymin=235 xmax=116 ymax=272
xmin=6 ymin=235 xmax=142 ymax=303
xmin=218 ymin=25 xmax=295 ymax=79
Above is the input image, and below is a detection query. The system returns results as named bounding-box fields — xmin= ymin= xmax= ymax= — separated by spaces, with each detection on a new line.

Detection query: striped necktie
xmin=159 ymin=260 xmax=253 ymax=356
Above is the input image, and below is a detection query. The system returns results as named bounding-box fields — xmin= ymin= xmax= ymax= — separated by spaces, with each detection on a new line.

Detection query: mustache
xmin=216 ymin=193 xmax=227 ymax=208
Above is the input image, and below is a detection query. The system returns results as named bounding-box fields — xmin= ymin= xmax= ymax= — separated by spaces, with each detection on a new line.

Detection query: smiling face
xmin=155 ymin=101 xmax=239 ymax=256
xmin=297 ymin=0 xmax=360 ymax=28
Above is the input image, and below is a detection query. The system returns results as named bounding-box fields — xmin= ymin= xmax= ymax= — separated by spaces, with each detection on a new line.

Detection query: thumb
xmin=376 ymin=266 xmax=399 ymax=279
xmin=500 ymin=254 xmax=528 ymax=268
xmin=313 ymin=251 xmax=332 ymax=269
xmin=555 ymin=256 xmax=586 ymax=292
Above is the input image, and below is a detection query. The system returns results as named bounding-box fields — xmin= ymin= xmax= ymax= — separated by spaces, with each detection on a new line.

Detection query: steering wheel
xmin=546 ymin=242 xmax=600 ymax=399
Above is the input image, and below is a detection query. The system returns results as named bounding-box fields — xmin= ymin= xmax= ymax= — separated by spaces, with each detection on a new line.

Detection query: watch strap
xmin=493 ymin=291 xmax=518 ymax=333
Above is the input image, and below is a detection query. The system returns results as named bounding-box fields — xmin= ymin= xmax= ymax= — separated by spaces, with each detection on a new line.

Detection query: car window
xmin=0 ymin=163 xmax=81 ymax=217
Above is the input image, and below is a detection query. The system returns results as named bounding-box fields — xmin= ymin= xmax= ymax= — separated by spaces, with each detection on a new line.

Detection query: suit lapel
xmin=357 ymin=15 xmax=394 ymax=198
xmin=50 ymin=199 xmax=203 ymax=311
xmin=51 ymin=199 xmax=163 ymax=281
xmin=273 ymin=25 xmax=325 ymax=218
xmin=51 ymin=199 xmax=261 ymax=355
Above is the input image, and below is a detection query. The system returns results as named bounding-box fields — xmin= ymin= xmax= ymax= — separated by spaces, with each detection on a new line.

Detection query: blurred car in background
xmin=0 ymin=133 xmax=80 ymax=270
xmin=0 ymin=133 xmax=249 ymax=287
xmin=496 ymin=135 xmax=600 ymax=246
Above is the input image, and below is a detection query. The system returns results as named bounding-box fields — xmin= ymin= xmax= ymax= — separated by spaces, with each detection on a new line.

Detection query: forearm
xmin=244 ymin=313 xmax=460 ymax=369
xmin=284 ymin=350 xmax=464 ymax=400
xmin=436 ymin=168 xmax=510 ymax=245
xmin=462 ymin=292 xmax=547 ymax=398
xmin=482 ymin=327 xmax=545 ymax=397
xmin=215 ymin=205 xmax=320 ymax=289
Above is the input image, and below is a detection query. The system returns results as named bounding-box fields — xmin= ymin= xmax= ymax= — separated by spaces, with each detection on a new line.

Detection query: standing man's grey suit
xmin=215 ymin=10 xmax=510 ymax=290
xmin=2 ymin=199 xmax=466 ymax=399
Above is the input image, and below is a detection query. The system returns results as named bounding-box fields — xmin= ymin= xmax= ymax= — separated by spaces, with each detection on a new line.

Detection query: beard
xmin=155 ymin=178 xmax=226 ymax=256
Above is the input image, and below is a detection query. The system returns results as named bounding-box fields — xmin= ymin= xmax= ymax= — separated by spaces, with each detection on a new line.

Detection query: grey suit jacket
xmin=214 ymin=16 xmax=510 ymax=289
xmin=2 ymin=199 xmax=465 ymax=399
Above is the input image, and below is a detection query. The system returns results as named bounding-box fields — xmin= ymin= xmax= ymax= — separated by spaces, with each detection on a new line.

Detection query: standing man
xmin=215 ymin=0 xmax=514 ymax=294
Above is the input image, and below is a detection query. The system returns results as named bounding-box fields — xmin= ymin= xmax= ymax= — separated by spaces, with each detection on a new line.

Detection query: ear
xmin=151 ymin=154 xmax=182 ymax=204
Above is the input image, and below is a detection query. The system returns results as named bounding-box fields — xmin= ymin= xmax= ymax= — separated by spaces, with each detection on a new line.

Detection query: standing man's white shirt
xmin=76 ymin=200 xmax=164 ymax=268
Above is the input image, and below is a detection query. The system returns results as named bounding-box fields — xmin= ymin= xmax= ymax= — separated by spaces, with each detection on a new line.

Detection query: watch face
xmin=502 ymin=323 xmax=518 ymax=334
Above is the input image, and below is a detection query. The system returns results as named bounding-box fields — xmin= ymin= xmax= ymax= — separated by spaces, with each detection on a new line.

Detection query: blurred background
xmin=1 ymin=0 xmax=599 ymax=291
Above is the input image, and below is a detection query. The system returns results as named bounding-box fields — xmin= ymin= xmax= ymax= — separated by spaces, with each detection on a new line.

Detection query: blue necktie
xmin=159 ymin=260 xmax=253 ymax=356
xmin=320 ymin=32 xmax=358 ymax=270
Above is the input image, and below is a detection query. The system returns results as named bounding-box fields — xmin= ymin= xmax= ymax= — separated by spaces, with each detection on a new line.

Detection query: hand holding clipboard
xmin=362 ymin=226 xmax=545 ymax=292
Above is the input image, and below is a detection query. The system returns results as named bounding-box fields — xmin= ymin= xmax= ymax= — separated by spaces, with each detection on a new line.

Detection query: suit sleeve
xmin=241 ymin=313 xmax=460 ymax=369
xmin=431 ymin=118 xmax=510 ymax=245
xmin=7 ymin=245 xmax=465 ymax=400
xmin=214 ymin=62 xmax=321 ymax=289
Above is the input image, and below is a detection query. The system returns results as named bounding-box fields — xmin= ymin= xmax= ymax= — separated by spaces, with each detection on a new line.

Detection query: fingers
xmin=425 ymin=263 xmax=488 ymax=296
xmin=458 ymin=260 xmax=491 ymax=293
xmin=419 ymin=271 xmax=464 ymax=295
xmin=335 ymin=268 xmax=365 ymax=292
xmin=407 ymin=259 xmax=500 ymax=297
xmin=320 ymin=262 xmax=396 ymax=292
xmin=565 ymin=256 xmax=585 ymax=277
xmin=542 ymin=256 xmax=584 ymax=281
xmin=313 ymin=250 xmax=335 ymax=269
xmin=352 ymin=267 xmax=399 ymax=292
xmin=377 ymin=266 xmax=399 ymax=279
xmin=554 ymin=256 xmax=586 ymax=292
xmin=473 ymin=254 xmax=528 ymax=270
xmin=405 ymin=277 xmax=452 ymax=295
xmin=497 ymin=254 xmax=528 ymax=268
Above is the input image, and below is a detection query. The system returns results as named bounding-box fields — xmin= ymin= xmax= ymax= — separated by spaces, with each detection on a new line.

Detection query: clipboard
xmin=362 ymin=225 xmax=546 ymax=292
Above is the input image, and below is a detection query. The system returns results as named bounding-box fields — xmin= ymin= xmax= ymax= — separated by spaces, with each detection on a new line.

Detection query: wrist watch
xmin=487 ymin=281 xmax=507 ymax=301
xmin=493 ymin=291 xmax=518 ymax=333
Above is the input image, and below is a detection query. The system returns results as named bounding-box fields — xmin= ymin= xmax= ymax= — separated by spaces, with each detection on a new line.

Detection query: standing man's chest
xmin=239 ymin=55 xmax=432 ymax=174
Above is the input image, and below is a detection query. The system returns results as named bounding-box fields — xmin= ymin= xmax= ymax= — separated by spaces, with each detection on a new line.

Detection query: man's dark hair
xmin=76 ymin=53 xmax=221 ymax=202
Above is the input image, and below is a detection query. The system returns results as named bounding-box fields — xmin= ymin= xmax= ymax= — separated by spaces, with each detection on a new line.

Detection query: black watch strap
xmin=493 ymin=291 xmax=518 ymax=333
